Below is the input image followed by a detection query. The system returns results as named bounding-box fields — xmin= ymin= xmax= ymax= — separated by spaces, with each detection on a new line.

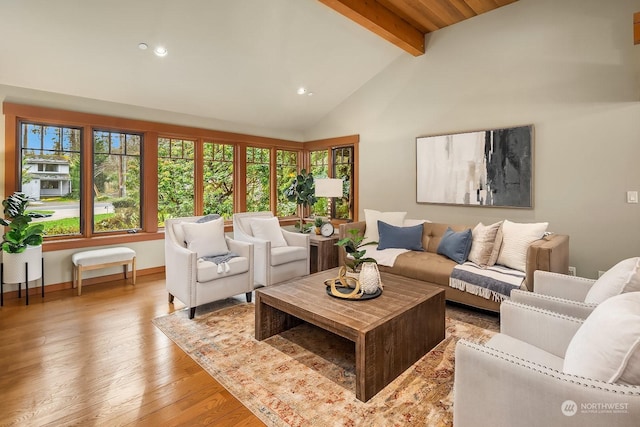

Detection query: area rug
xmin=153 ymin=299 xmax=497 ymax=427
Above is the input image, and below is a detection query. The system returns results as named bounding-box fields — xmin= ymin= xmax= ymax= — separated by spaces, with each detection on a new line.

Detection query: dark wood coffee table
xmin=255 ymin=268 xmax=445 ymax=402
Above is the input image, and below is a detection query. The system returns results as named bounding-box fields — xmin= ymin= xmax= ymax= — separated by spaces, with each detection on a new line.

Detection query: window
xmin=332 ymin=146 xmax=353 ymax=220
xmin=309 ymin=149 xmax=329 ymax=216
xmin=157 ymin=137 xmax=195 ymax=226
xmin=203 ymin=142 xmax=234 ymax=219
xmin=4 ymin=103 xmax=357 ymax=249
xmin=19 ymin=122 xmax=81 ymax=236
xmin=246 ymin=147 xmax=270 ymax=212
xmin=276 ymin=150 xmax=298 ymax=217
xmin=93 ymin=130 xmax=142 ymax=233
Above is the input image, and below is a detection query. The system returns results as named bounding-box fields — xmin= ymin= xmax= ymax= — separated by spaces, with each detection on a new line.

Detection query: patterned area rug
xmin=153 ymin=299 xmax=498 ymax=427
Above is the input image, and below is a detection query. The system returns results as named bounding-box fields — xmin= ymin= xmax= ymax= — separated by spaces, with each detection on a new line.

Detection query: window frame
xmin=3 ymin=102 xmax=357 ymax=251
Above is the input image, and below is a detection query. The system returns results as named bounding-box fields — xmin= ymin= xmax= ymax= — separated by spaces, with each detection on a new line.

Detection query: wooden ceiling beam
xmin=634 ymin=12 xmax=640 ymax=45
xmin=319 ymin=0 xmax=425 ymax=56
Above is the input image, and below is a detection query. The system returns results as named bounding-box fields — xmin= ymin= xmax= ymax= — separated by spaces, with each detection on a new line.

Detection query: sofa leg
xmin=189 ymin=307 xmax=196 ymax=319
xmin=245 ymin=292 xmax=252 ymax=303
xmin=168 ymin=293 xmax=174 ymax=303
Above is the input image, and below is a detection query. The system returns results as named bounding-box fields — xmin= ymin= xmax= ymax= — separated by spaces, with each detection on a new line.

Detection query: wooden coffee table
xmin=255 ymin=268 xmax=445 ymax=402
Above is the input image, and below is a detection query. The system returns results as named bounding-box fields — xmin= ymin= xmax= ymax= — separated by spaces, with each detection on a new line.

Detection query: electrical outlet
xmin=598 ymin=270 xmax=606 ymax=278
xmin=568 ymin=266 xmax=576 ymax=276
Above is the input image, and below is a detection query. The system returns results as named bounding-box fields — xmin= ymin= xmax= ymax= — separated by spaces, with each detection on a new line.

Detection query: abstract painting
xmin=416 ymin=125 xmax=533 ymax=208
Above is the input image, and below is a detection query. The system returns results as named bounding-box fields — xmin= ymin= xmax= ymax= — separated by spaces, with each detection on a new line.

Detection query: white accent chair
xmin=165 ymin=216 xmax=254 ymax=319
xmin=512 ymin=257 xmax=640 ymax=319
xmin=232 ymin=211 xmax=309 ymax=287
xmin=454 ymin=298 xmax=640 ymax=427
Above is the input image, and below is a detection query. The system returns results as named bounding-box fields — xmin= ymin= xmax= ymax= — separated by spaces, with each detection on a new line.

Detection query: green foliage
xmin=284 ymin=169 xmax=317 ymax=208
xmin=1 ymin=192 xmax=46 ymax=253
xmin=314 ymin=217 xmax=324 ymax=227
xmin=111 ymin=198 xmax=136 ymax=209
xmin=336 ymin=229 xmax=378 ymax=272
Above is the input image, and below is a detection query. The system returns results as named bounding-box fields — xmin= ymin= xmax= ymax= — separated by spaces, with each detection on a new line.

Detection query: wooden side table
xmin=308 ymin=234 xmax=339 ymax=273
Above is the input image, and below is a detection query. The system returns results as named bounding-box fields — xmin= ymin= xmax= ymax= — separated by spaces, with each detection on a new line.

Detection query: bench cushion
xmin=72 ymin=247 xmax=136 ymax=266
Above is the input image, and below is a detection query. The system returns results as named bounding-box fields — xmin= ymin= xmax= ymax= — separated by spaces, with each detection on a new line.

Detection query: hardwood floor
xmin=0 ymin=273 xmax=264 ymax=427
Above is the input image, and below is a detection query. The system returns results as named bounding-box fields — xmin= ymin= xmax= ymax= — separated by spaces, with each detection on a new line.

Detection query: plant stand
xmin=1 ymin=258 xmax=45 ymax=306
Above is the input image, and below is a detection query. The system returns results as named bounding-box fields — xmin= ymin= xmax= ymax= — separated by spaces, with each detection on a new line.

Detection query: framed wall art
xmin=416 ymin=125 xmax=533 ymax=208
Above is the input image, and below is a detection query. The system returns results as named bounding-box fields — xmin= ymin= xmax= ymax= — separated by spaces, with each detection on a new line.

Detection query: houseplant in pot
xmin=1 ymin=192 xmax=46 ymax=284
xmin=336 ymin=228 xmax=378 ymax=275
xmin=284 ymin=169 xmax=317 ymax=233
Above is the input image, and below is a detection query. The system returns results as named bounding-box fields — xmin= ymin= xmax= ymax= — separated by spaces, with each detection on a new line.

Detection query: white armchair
xmin=512 ymin=257 xmax=640 ymax=319
xmin=454 ymin=296 xmax=640 ymax=427
xmin=232 ymin=211 xmax=309 ymax=287
xmin=165 ymin=216 xmax=254 ymax=319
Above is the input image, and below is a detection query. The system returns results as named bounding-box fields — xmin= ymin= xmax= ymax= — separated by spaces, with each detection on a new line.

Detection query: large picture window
xmin=203 ymin=142 xmax=234 ymax=219
xmin=246 ymin=147 xmax=270 ymax=212
xmin=276 ymin=150 xmax=298 ymax=217
xmin=157 ymin=137 xmax=195 ymax=226
xmin=93 ymin=130 xmax=142 ymax=233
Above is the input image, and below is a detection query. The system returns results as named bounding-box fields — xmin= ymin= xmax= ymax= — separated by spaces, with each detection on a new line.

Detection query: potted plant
xmin=336 ymin=228 xmax=378 ymax=274
xmin=313 ymin=217 xmax=324 ymax=235
xmin=284 ymin=169 xmax=317 ymax=233
xmin=1 ymin=192 xmax=46 ymax=284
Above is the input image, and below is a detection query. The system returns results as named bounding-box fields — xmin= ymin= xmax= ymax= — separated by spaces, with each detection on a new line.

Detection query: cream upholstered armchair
xmin=165 ymin=215 xmax=253 ymax=319
xmin=511 ymin=257 xmax=640 ymax=319
xmin=454 ymin=295 xmax=640 ymax=427
xmin=232 ymin=211 xmax=309 ymax=287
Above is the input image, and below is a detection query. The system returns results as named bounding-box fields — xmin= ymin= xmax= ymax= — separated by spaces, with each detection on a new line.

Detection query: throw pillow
xmin=249 ymin=217 xmax=288 ymax=248
xmin=196 ymin=213 xmax=221 ymax=223
xmin=496 ymin=220 xmax=548 ymax=272
xmin=584 ymin=257 xmax=640 ymax=304
xmin=377 ymin=220 xmax=424 ymax=251
xmin=467 ymin=221 xmax=503 ymax=266
xmin=182 ymin=217 xmax=229 ymax=258
xmin=563 ymin=292 xmax=640 ymax=385
xmin=437 ymin=227 xmax=473 ymax=264
xmin=363 ymin=209 xmax=407 ymax=245
xmin=487 ymin=223 xmax=504 ymax=266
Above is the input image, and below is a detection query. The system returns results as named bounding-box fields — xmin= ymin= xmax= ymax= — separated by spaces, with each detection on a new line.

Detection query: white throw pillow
xmin=250 ymin=217 xmax=288 ymax=248
xmin=363 ymin=209 xmax=407 ymax=245
xmin=182 ymin=217 xmax=229 ymax=258
xmin=584 ymin=257 xmax=640 ymax=304
xmin=563 ymin=292 xmax=640 ymax=385
xmin=468 ymin=221 xmax=503 ymax=266
xmin=496 ymin=220 xmax=548 ymax=272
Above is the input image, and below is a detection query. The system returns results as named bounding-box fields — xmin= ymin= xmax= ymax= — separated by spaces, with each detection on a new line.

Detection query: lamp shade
xmin=314 ymin=178 xmax=342 ymax=197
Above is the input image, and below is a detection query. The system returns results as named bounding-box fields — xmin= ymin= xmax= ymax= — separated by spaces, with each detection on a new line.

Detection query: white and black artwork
xmin=416 ymin=125 xmax=533 ymax=208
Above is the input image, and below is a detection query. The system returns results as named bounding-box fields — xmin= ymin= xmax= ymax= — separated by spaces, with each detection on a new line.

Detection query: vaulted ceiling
xmin=0 ymin=0 xmax=518 ymax=136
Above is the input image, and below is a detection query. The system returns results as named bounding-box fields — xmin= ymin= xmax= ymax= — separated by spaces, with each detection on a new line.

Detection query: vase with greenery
xmin=1 ymin=192 xmax=46 ymax=284
xmin=336 ymin=228 xmax=378 ymax=273
xmin=284 ymin=169 xmax=317 ymax=233
xmin=313 ymin=217 xmax=324 ymax=235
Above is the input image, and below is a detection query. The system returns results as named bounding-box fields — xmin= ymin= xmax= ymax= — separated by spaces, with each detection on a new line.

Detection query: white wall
xmin=0 ymin=84 xmax=304 ymax=287
xmin=304 ymin=0 xmax=640 ymax=278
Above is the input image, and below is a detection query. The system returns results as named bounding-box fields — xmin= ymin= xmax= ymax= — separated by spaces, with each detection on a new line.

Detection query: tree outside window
xmin=276 ymin=150 xmax=298 ymax=217
xmin=157 ymin=137 xmax=195 ymax=226
xmin=203 ymin=142 xmax=234 ymax=219
xmin=246 ymin=147 xmax=270 ymax=212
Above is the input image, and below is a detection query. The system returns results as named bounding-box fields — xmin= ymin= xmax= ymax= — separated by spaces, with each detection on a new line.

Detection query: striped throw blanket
xmin=450 ymin=262 xmax=525 ymax=302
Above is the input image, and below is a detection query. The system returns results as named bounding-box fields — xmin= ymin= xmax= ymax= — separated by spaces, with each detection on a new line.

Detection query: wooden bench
xmin=72 ymin=247 xmax=136 ymax=296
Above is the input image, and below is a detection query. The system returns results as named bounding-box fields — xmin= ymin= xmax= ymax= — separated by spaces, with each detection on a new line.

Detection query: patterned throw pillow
xmin=467 ymin=221 xmax=502 ymax=266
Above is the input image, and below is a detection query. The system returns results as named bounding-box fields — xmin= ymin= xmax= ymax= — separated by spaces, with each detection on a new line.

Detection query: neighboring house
xmin=22 ymin=158 xmax=72 ymax=200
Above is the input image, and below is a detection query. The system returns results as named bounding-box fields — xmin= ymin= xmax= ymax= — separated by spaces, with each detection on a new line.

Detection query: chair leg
xmin=168 ymin=293 xmax=174 ymax=303
xmin=189 ymin=307 xmax=196 ymax=319
xmin=245 ymin=292 xmax=252 ymax=303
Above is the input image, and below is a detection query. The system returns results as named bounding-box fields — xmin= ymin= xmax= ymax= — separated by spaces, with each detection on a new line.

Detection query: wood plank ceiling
xmin=319 ymin=0 xmax=518 ymax=56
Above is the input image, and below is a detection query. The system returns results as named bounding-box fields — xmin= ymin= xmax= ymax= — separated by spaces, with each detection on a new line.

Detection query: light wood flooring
xmin=0 ymin=273 xmax=264 ymax=427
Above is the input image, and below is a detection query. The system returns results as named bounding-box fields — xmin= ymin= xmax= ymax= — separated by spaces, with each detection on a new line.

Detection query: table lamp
xmin=314 ymin=178 xmax=342 ymax=220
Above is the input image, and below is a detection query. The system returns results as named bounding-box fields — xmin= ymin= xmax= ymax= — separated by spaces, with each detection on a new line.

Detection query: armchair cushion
xmin=271 ymin=246 xmax=307 ymax=266
xmin=496 ymin=220 xmax=548 ymax=272
xmin=485 ymin=334 xmax=564 ymax=371
xmin=564 ymin=292 xmax=640 ymax=385
xmin=249 ymin=217 xmax=287 ymax=248
xmin=182 ymin=217 xmax=229 ymax=257
xmin=584 ymin=257 xmax=640 ymax=304
xmin=196 ymin=256 xmax=250 ymax=282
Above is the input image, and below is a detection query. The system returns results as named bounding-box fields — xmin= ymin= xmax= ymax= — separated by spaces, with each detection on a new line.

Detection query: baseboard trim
xmin=1 ymin=266 xmax=165 ymax=300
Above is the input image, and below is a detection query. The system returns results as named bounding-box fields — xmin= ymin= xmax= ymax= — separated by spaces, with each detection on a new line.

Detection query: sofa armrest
xmin=533 ymin=270 xmax=595 ymax=300
xmin=525 ymin=233 xmax=569 ymax=291
xmin=454 ymin=340 xmax=640 ymax=427
xmin=500 ymin=300 xmax=583 ymax=358
xmin=510 ymin=289 xmax=597 ymax=319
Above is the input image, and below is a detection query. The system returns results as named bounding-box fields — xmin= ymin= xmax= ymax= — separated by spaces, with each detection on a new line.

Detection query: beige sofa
xmin=339 ymin=221 xmax=569 ymax=312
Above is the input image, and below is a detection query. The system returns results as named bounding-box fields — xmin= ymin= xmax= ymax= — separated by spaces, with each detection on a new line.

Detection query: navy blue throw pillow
xmin=377 ymin=220 xmax=424 ymax=251
xmin=437 ymin=227 xmax=472 ymax=264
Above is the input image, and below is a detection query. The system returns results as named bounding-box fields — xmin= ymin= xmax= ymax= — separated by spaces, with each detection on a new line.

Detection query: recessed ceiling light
xmin=307 ymin=92 xmax=314 ymax=96
xmin=297 ymin=87 xmax=307 ymax=95
xmin=138 ymin=42 xmax=148 ymax=50
xmin=154 ymin=46 xmax=168 ymax=57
